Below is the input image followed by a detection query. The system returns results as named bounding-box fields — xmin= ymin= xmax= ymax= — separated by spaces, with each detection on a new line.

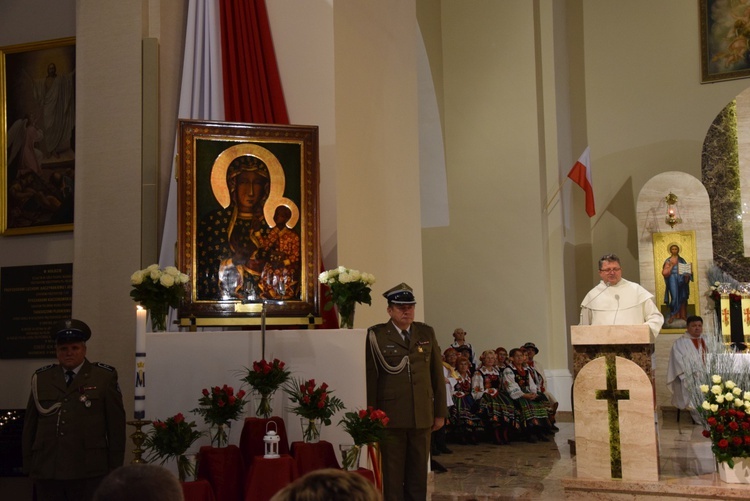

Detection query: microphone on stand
xmin=612 ymin=294 xmax=620 ymax=325
xmin=580 ymin=282 xmax=610 ymax=324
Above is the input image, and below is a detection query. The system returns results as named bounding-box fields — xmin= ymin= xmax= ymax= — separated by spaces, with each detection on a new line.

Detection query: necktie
xmin=66 ymin=370 xmax=75 ymax=387
xmin=402 ymin=330 xmax=411 ymax=344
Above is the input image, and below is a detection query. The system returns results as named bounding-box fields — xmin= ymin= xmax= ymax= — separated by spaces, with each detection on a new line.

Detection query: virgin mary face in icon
xmin=227 ymin=157 xmax=271 ymax=216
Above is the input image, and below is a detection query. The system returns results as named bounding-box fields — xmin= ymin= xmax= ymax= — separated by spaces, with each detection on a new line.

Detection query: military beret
xmin=383 ymin=282 xmax=416 ymax=305
xmin=51 ymin=319 xmax=91 ymax=343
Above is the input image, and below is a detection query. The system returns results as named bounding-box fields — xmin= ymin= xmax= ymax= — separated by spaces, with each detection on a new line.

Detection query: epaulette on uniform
xmin=95 ymin=362 xmax=115 ymax=372
xmin=35 ymin=364 xmax=55 ymax=374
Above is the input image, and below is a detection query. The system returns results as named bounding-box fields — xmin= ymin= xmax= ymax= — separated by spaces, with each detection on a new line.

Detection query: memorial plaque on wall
xmin=0 ymin=263 xmax=72 ymax=358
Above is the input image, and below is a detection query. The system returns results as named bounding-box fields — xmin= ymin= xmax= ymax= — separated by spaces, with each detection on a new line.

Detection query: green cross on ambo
xmin=594 ymin=353 xmax=630 ymax=479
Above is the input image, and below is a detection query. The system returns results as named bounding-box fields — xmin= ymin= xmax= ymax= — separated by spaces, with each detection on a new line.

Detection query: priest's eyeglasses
xmin=599 ymin=267 xmax=621 ymax=273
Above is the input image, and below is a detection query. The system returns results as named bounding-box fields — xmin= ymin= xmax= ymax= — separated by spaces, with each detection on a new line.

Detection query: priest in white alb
xmin=579 ymin=253 xmax=664 ymax=337
xmin=666 ymin=315 xmax=706 ymax=423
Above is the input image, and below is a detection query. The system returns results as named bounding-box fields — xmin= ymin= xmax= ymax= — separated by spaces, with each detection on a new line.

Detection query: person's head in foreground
xmin=93 ymin=464 xmax=183 ymax=501
xmin=270 ymin=468 xmax=382 ymax=501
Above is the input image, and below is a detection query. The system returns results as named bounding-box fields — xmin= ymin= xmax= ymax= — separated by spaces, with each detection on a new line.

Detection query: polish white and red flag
xmin=567 ymin=146 xmax=595 ymax=217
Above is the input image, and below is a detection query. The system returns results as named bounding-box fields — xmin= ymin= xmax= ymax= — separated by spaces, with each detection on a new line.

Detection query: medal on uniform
xmin=417 ymin=346 xmax=423 ymax=353
xmin=79 ymin=386 xmax=95 ymax=407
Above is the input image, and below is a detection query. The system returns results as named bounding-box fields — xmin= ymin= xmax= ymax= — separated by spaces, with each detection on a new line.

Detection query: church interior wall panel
xmin=333 ymin=0 xmax=425 ymax=330
xmin=636 ymin=171 xmax=713 ymax=411
xmin=423 ymin=1 xmax=551 ymax=362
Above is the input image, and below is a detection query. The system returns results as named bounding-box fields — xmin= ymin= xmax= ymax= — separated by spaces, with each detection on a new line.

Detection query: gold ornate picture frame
xmin=177 ymin=120 xmax=320 ymax=325
xmin=652 ymin=230 xmax=699 ymax=332
xmin=1 ymin=37 xmax=76 ymax=235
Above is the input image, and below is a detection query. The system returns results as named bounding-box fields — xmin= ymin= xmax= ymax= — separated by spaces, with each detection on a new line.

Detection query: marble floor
xmin=427 ymin=411 xmax=750 ymax=500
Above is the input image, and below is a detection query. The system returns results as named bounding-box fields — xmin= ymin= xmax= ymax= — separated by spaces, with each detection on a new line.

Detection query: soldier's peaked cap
xmin=51 ymin=319 xmax=91 ymax=343
xmin=383 ymin=283 xmax=416 ymax=305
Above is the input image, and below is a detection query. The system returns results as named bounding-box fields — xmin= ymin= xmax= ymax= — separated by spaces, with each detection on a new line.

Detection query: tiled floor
xmin=427 ymin=411 xmax=747 ymax=500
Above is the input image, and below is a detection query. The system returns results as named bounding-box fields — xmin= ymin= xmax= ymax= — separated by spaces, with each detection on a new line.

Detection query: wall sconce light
xmin=665 ymin=192 xmax=682 ymax=228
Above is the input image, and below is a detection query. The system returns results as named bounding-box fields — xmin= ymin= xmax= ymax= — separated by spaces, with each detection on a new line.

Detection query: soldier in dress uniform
xmin=365 ymin=283 xmax=448 ymax=501
xmin=22 ymin=319 xmax=126 ymax=501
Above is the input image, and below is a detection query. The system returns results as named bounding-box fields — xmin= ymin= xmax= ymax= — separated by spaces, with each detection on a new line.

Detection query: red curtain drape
xmin=218 ymin=0 xmax=338 ymax=329
xmin=219 ymin=0 xmax=289 ymax=124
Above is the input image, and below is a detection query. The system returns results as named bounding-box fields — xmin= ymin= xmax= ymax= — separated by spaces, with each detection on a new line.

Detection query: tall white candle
xmin=135 ymin=305 xmax=147 ymax=419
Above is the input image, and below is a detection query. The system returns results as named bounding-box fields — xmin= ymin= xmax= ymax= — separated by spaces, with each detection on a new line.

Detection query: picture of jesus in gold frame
xmin=652 ymin=230 xmax=699 ymax=332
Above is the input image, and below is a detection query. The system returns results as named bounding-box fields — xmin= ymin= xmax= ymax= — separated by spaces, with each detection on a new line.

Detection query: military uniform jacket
xmin=366 ymin=321 xmax=448 ymax=429
xmin=22 ymin=359 xmax=126 ymax=480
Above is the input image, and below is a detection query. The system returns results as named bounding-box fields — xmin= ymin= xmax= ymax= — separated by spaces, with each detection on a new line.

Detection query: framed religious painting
xmin=652 ymin=230 xmax=699 ymax=332
xmin=1 ymin=37 xmax=75 ymax=235
xmin=700 ymin=0 xmax=750 ymax=83
xmin=177 ymin=120 xmax=320 ymax=325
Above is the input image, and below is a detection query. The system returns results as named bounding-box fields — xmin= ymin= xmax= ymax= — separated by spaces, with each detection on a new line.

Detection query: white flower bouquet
xmin=130 ymin=264 xmax=189 ymax=331
xmin=318 ymin=266 xmax=375 ymax=328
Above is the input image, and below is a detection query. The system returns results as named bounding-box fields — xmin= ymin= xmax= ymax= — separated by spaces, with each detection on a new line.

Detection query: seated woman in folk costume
xmin=503 ymin=348 xmax=552 ymax=443
xmin=471 ymin=349 xmax=518 ymax=445
xmin=449 ymin=354 xmax=483 ymax=444
xmin=522 ymin=342 xmax=559 ymax=432
xmin=495 ymin=346 xmax=509 ymax=371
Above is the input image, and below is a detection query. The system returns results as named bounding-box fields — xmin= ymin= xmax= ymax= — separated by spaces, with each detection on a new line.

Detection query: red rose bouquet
xmin=338 ymin=407 xmax=390 ymax=469
xmin=284 ymin=378 xmax=345 ymax=442
xmin=339 ymin=407 xmax=390 ymax=445
xmin=144 ymin=413 xmax=203 ymax=481
xmin=241 ymin=358 xmax=291 ymax=418
xmin=192 ymin=384 xmax=248 ymax=447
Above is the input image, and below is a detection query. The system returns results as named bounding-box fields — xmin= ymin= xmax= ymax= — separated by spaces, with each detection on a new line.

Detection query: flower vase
xmin=339 ymin=444 xmax=362 ymax=471
xmin=718 ymin=458 xmax=750 ymax=483
xmin=177 ymin=453 xmax=198 ymax=482
xmin=338 ymin=303 xmax=355 ymax=329
xmin=149 ymin=305 xmax=168 ymax=332
xmin=254 ymin=392 xmax=275 ymax=419
xmin=210 ymin=422 xmax=231 ymax=448
xmin=300 ymin=418 xmax=322 ymax=443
